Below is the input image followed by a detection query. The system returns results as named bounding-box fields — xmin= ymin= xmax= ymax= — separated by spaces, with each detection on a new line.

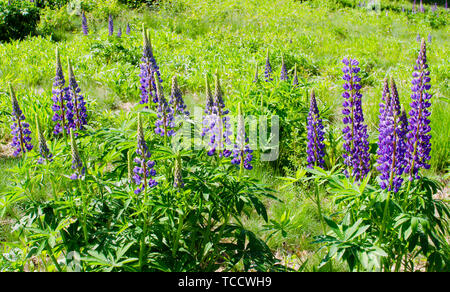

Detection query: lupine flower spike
xmin=264 ymin=49 xmax=273 ymax=82
xmin=306 ymin=90 xmax=325 ymax=169
xmin=292 ymin=64 xmax=298 ymax=87
xmin=139 ymin=27 xmax=162 ymax=106
xmin=405 ymin=39 xmax=432 ymax=180
xmin=9 ymin=84 xmax=33 ymax=157
xmin=428 ymin=33 xmax=432 ymax=43
xmin=67 ymin=58 xmax=87 ymax=131
xmin=211 ymin=72 xmax=232 ymax=157
xmin=201 ymin=76 xmax=215 ymax=138
xmin=36 ymin=114 xmax=53 ymax=164
xmin=416 ymin=33 xmax=421 ymax=43
xmin=253 ymin=64 xmax=259 ymax=83
xmin=51 ymin=48 xmax=71 ymax=136
xmin=154 ymin=73 xmax=175 ymax=137
xmin=81 ymin=11 xmax=88 ymax=36
xmin=133 ymin=114 xmax=157 ymax=194
xmin=70 ymin=129 xmax=84 ymax=180
xmin=169 ymin=75 xmax=189 ymax=117
xmin=173 ymin=156 xmax=184 ymax=188
xmin=117 ymin=27 xmax=122 ymax=38
xmin=376 ymin=78 xmax=407 ymax=192
xmin=126 ymin=23 xmax=131 ymax=35
xmin=280 ymin=54 xmax=288 ymax=81
xmin=341 ymin=57 xmax=370 ymax=181
xmin=108 ymin=14 xmax=114 ymax=36
xmin=231 ymin=103 xmax=253 ymax=171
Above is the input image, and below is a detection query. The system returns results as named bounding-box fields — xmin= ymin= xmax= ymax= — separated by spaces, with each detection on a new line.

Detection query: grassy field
xmin=0 ymin=0 xmax=448 ymax=271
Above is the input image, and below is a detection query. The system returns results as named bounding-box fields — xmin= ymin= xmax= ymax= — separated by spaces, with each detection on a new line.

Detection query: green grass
xmin=0 ymin=0 xmax=449 ymax=271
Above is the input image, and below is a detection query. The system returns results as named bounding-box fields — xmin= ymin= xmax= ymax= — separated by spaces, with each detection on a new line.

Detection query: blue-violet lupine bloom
xmin=201 ymin=76 xmax=215 ymax=138
xmin=9 ymin=84 xmax=33 ymax=157
xmin=231 ymin=103 xmax=253 ymax=170
xmin=376 ymin=78 xmax=407 ymax=192
xmin=67 ymin=59 xmax=87 ymax=131
xmin=417 ymin=33 xmax=421 ymax=42
xmin=133 ymin=114 xmax=157 ymax=194
xmin=126 ymin=23 xmax=131 ymax=35
xmin=108 ymin=14 xmax=113 ymax=36
xmin=306 ymin=90 xmax=325 ymax=169
xmin=154 ymin=73 xmax=175 ymax=137
xmin=280 ymin=55 xmax=288 ymax=81
xmin=36 ymin=114 xmax=53 ymax=164
xmin=51 ymin=48 xmax=71 ymax=136
xmin=292 ymin=64 xmax=298 ymax=87
xmin=208 ymin=73 xmax=232 ymax=157
xmin=341 ymin=57 xmax=371 ymax=181
xmin=405 ymin=39 xmax=432 ymax=180
xmin=264 ymin=49 xmax=273 ymax=82
xmin=117 ymin=27 xmax=122 ymax=37
xmin=70 ymin=129 xmax=85 ymax=180
xmin=169 ymin=75 xmax=189 ymax=117
xmin=420 ymin=0 xmax=424 ymax=12
xmin=139 ymin=27 xmax=162 ymax=106
xmin=81 ymin=11 xmax=88 ymax=36
xmin=428 ymin=33 xmax=432 ymax=43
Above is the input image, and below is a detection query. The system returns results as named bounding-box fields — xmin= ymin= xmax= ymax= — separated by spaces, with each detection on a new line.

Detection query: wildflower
xmin=154 ymin=73 xmax=175 ymax=137
xmin=9 ymin=84 xmax=33 ymax=157
xmin=169 ymin=75 xmax=189 ymax=117
xmin=81 ymin=11 xmax=88 ymax=36
xmin=416 ymin=33 xmax=420 ymax=42
xmin=306 ymin=90 xmax=325 ymax=169
xmin=264 ymin=49 xmax=273 ymax=82
xmin=36 ymin=114 xmax=53 ymax=164
xmin=108 ymin=15 xmax=114 ymax=36
xmin=173 ymin=156 xmax=184 ymax=188
xmin=69 ymin=129 xmax=84 ymax=180
xmin=280 ymin=55 xmax=288 ymax=81
xmin=117 ymin=27 xmax=122 ymax=38
xmin=67 ymin=59 xmax=87 ymax=131
xmin=133 ymin=114 xmax=157 ymax=194
xmin=341 ymin=57 xmax=370 ymax=181
xmin=413 ymin=0 xmax=416 ymax=13
xmin=231 ymin=103 xmax=253 ymax=170
xmin=405 ymin=39 xmax=432 ymax=180
xmin=126 ymin=23 xmax=131 ymax=35
xmin=420 ymin=0 xmax=424 ymax=13
xmin=139 ymin=27 xmax=162 ymax=106
xmin=376 ymin=78 xmax=407 ymax=192
xmin=51 ymin=48 xmax=71 ymax=136
xmin=428 ymin=33 xmax=432 ymax=43
xmin=201 ymin=76 xmax=215 ymax=138
xmin=292 ymin=64 xmax=298 ymax=87
xmin=253 ymin=64 xmax=259 ymax=83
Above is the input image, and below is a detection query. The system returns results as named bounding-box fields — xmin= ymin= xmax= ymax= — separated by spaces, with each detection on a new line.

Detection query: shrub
xmin=0 ymin=2 xmax=40 ymax=42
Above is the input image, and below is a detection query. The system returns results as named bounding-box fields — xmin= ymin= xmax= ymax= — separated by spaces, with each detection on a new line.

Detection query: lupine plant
xmin=51 ymin=48 xmax=71 ymax=136
xmin=108 ymin=14 xmax=113 ymax=36
xmin=67 ymin=59 xmax=88 ymax=132
xmin=9 ymin=84 xmax=33 ymax=157
xmin=306 ymin=90 xmax=325 ymax=169
xmin=280 ymin=55 xmax=288 ymax=81
xmin=81 ymin=11 xmax=88 ymax=36
xmin=139 ymin=27 xmax=162 ymax=106
xmin=264 ymin=49 xmax=273 ymax=82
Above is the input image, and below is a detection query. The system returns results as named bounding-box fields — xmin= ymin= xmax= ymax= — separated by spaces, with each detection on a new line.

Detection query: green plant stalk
xmin=172 ymin=212 xmax=186 ymax=258
xmin=139 ymin=160 xmax=149 ymax=271
xmin=379 ymin=190 xmax=392 ymax=242
xmin=37 ymin=217 xmax=63 ymax=272
xmin=314 ymin=179 xmax=326 ymax=234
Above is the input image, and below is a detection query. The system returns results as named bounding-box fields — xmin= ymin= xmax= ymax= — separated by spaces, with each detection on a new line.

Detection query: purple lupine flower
xmin=253 ymin=64 xmax=259 ymax=83
xmin=416 ymin=33 xmax=421 ymax=42
xmin=376 ymin=78 xmax=407 ymax=192
xmin=69 ymin=129 xmax=85 ymax=180
xmin=108 ymin=15 xmax=114 ymax=36
xmin=51 ymin=48 xmax=71 ymax=136
xmin=432 ymin=3 xmax=437 ymax=13
xmin=405 ymin=39 xmax=432 ymax=180
xmin=9 ymin=84 xmax=33 ymax=157
xmin=81 ymin=11 xmax=88 ymax=36
xmin=169 ymin=75 xmax=189 ymax=117
xmin=67 ymin=59 xmax=87 ymax=131
xmin=292 ymin=64 xmax=298 ymax=87
xmin=341 ymin=57 xmax=370 ymax=181
xmin=420 ymin=0 xmax=424 ymax=13
xmin=413 ymin=0 xmax=416 ymax=13
xmin=402 ymin=6 xmax=405 ymax=13
xmin=306 ymin=90 xmax=325 ymax=169
xmin=154 ymin=73 xmax=175 ymax=137
xmin=139 ymin=27 xmax=162 ymax=106
xmin=117 ymin=27 xmax=122 ymax=38
xmin=201 ymin=76 xmax=215 ymax=138
xmin=264 ymin=49 xmax=273 ymax=82
xmin=126 ymin=23 xmax=131 ymax=35
xmin=203 ymin=73 xmax=232 ymax=157
xmin=280 ymin=55 xmax=288 ymax=81
xmin=36 ymin=114 xmax=53 ymax=164
xmin=173 ymin=156 xmax=184 ymax=188
xmin=428 ymin=33 xmax=432 ymax=43
xmin=134 ymin=114 xmax=157 ymax=194
xmin=231 ymin=103 xmax=253 ymax=170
